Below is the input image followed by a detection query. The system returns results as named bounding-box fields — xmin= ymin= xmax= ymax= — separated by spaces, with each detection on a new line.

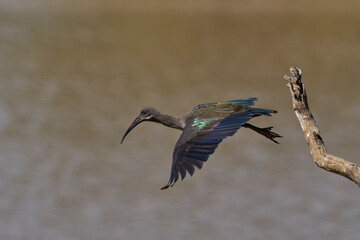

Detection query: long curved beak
xmin=121 ymin=117 xmax=142 ymax=144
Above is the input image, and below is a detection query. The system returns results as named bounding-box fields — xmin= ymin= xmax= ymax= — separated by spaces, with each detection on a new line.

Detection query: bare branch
xmin=285 ymin=66 xmax=360 ymax=187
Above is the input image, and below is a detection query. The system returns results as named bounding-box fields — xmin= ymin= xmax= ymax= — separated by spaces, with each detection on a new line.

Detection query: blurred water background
xmin=0 ymin=1 xmax=360 ymax=239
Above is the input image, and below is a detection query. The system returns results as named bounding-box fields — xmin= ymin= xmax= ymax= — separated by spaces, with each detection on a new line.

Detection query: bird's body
xmin=121 ymin=98 xmax=281 ymax=189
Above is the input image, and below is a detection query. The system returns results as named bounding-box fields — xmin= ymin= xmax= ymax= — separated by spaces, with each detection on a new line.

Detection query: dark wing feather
xmin=161 ymin=106 xmax=257 ymax=189
xmin=193 ymin=97 xmax=257 ymax=110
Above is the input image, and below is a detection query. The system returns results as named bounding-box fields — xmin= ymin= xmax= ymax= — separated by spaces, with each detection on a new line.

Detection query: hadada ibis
xmin=121 ymin=98 xmax=281 ymax=190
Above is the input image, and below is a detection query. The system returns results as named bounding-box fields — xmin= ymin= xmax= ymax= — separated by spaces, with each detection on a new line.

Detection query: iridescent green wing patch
xmin=191 ymin=117 xmax=213 ymax=130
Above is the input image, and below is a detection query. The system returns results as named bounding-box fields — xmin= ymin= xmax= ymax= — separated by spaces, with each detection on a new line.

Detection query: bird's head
xmin=121 ymin=107 xmax=158 ymax=144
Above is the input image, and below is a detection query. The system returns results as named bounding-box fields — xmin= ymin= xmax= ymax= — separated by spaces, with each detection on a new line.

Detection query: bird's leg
xmin=243 ymin=123 xmax=282 ymax=144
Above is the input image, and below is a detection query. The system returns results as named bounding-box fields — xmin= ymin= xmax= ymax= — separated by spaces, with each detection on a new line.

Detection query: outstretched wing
xmin=161 ymin=98 xmax=275 ymax=189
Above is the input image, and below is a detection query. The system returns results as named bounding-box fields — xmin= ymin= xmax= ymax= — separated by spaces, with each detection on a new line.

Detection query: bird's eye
xmin=141 ymin=110 xmax=150 ymax=117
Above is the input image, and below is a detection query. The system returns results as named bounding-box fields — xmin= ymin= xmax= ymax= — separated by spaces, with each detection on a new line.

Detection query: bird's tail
xmin=251 ymin=107 xmax=277 ymax=117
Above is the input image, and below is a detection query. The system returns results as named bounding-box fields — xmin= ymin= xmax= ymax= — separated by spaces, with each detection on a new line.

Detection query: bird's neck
xmin=153 ymin=113 xmax=186 ymax=130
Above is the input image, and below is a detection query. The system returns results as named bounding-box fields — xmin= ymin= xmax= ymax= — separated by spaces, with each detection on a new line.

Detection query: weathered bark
xmin=285 ymin=66 xmax=360 ymax=187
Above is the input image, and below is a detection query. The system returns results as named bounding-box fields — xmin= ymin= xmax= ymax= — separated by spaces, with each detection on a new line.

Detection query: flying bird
xmin=121 ymin=98 xmax=281 ymax=190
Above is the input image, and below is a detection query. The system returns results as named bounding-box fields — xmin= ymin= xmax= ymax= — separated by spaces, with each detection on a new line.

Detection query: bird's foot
xmin=243 ymin=123 xmax=282 ymax=144
xmin=259 ymin=126 xmax=283 ymax=144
